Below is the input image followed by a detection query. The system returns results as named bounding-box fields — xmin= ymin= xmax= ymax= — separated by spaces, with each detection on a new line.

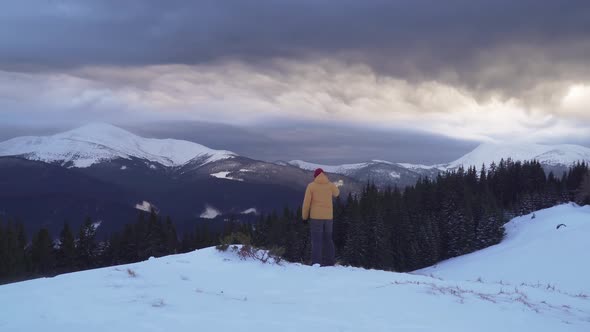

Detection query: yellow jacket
xmin=302 ymin=172 xmax=340 ymax=220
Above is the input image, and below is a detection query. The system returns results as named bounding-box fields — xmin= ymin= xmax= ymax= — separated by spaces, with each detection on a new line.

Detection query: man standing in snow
xmin=302 ymin=168 xmax=341 ymax=266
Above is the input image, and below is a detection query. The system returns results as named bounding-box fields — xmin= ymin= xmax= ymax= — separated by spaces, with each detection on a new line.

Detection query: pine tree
xmin=77 ymin=217 xmax=98 ymax=269
xmin=0 ymin=219 xmax=6 ymax=279
xmin=1 ymin=219 xmax=28 ymax=280
xmin=120 ymin=223 xmax=138 ymax=262
xmin=56 ymin=222 xmax=76 ymax=272
xmin=31 ymin=228 xmax=55 ymax=275
xmin=576 ymin=170 xmax=590 ymax=205
xmin=342 ymin=197 xmax=367 ymax=267
xmin=164 ymin=216 xmax=179 ymax=255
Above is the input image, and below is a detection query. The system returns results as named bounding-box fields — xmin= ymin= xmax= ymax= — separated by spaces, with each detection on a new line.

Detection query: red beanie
xmin=314 ymin=168 xmax=324 ymax=178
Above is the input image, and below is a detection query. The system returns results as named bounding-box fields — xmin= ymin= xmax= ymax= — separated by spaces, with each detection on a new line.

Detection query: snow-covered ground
xmin=135 ymin=200 xmax=157 ymax=213
xmin=241 ymin=208 xmax=257 ymax=214
xmin=1 ymin=204 xmax=589 ymax=331
xmin=210 ymin=171 xmax=243 ymax=181
xmin=199 ymin=206 xmax=221 ymax=219
xmin=418 ymin=203 xmax=590 ymax=294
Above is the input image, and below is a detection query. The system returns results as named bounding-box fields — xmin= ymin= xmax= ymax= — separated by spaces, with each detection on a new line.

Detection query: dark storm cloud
xmin=5 ymin=120 xmax=590 ymax=164
xmin=0 ymin=120 xmax=476 ymax=164
xmin=126 ymin=120 xmax=478 ymax=164
xmin=2 ymin=0 xmax=590 ymax=93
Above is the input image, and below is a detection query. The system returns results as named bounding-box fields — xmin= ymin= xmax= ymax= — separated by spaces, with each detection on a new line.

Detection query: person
xmin=302 ymin=168 xmax=340 ymax=266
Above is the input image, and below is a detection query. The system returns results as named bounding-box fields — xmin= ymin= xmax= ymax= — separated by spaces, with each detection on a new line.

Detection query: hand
xmin=333 ymin=180 xmax=344 ymax=188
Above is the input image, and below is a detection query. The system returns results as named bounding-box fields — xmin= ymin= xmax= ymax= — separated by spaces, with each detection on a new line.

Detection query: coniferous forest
xmin=1 ymin=159 xmax=589 ymax=284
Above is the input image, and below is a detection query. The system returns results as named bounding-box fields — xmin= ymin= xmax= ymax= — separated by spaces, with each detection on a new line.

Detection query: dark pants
xmin=310 ymin=219 xmax=335 ymax=266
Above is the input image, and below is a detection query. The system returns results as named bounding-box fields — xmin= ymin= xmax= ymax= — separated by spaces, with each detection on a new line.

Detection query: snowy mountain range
xmin=1 ymin=123 xmax=590 ymax=236
xmin=1 ymin=204 xmax=588 ymax=331
xmin=0 ymin=124 xmax=357 ymax=236
xmin=443 ymin=142 xmax=590 ymax=169
xmin=2 ymin=123 xmax=588 ymax=184
xmin=289 ymin=142 xmax=590 ymax=184
xmin=288 ymin=159 xmax=440 ymax=188
xmin=0 ymin=123 xmax=235 ymax=168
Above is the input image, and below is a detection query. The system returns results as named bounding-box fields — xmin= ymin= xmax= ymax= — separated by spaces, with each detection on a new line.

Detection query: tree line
xmin=251 ymin=160 xmax=590 ymax=271
xmin=1 ymin=159 xmax=589 ymax=284
xmin=1 ymin=211 xmax=205 ymax=284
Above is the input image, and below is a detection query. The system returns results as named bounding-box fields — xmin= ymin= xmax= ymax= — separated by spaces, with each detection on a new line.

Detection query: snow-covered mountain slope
xmin=290 ymin=142 xmax=590 ymax=187
xmin=444 ymin=142 xmax=590 ymax=169
xmin=1 ymin=205 xmax=589 ymax=331
xmin=289 ymin=159 xmax=375 ymax=174
xmin=289 ymin=159 xmax=441 ymax=174
xmin=288 ymin=159 xmax=440 ymax=188
xmin=418 ymin=203 xmax=590 ymax=294
xmin=0 ymin=123 xmax=235 ymax=168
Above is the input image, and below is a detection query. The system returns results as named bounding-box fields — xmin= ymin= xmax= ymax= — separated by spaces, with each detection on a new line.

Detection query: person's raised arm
xmin=331 ymin=182 xmax=340 ymax=198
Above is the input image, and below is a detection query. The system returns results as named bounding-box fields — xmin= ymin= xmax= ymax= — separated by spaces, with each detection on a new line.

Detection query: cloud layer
xmin=1 ymin=1 xmax=590 ymax=144
xmin=3 ymin=60 xmax=590 ymax=142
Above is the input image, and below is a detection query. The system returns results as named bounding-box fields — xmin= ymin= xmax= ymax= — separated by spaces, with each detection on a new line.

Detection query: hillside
xmin=418 ymin=203 xmax=590 ymax=293
xmin=0 ymin=125 xmax=360 ymax=234
xmin=1 ymin=204 xmax=588 ymax=331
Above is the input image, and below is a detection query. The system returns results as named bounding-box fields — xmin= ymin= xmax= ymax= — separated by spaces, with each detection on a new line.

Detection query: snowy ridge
xmin=287 ymin=159 xmax=433 ymax=175
xmin=288 ymin=160 xmax=371 ymax=175
xmin=397 ymin=162 xmax=443 ymax=171
xmin=444 ymin=142 xmax=590 ymax=169
xmin=290 ymin=142 xmax=590 ymax=176
xmin=0 ymin=123 xmax=236 ymax=168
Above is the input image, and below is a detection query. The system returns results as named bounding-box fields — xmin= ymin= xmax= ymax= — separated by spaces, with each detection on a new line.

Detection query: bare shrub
xmin=216 ymin=232 xmax=284 ymax=264
xmin=216 ymin=232 xmax=252 ymax=252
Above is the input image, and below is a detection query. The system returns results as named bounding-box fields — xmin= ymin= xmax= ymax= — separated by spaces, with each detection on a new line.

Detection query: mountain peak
xmin=0 ymin=123 xmax=236 ymax=168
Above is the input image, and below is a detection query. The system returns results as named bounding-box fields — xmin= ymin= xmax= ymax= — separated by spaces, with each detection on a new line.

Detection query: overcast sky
xmin=2 ymin=1 xmax=590 ymax=163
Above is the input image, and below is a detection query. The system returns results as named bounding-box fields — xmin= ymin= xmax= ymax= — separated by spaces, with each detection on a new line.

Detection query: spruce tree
xmin=76 ymin=217 xmax=98 ymax=269
xmin=57 ymin=222 xmax=76 ymax=272
xmin=164 ymin=216 xmax=179 ymax=255
xmin=31 ymin=228 xmax=55 ymax=275
xmin=576 ymin=170 xmax=590 ymax=205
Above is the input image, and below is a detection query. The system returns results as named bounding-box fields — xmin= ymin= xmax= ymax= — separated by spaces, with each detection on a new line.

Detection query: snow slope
xmin=210 ymin=171 xmax=244 ymax=181
xmin=200 ymin=206 xmax=221 ymax=219
xmin=418 ymin=203 xmax=590 ymax=294
xmin=444 ymin=142 xmax=590 ymax=169
xmin=0 ymin=123 xmax=235 ymax=168
xmin=1 ymin=204 xmax=589 ymax=331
